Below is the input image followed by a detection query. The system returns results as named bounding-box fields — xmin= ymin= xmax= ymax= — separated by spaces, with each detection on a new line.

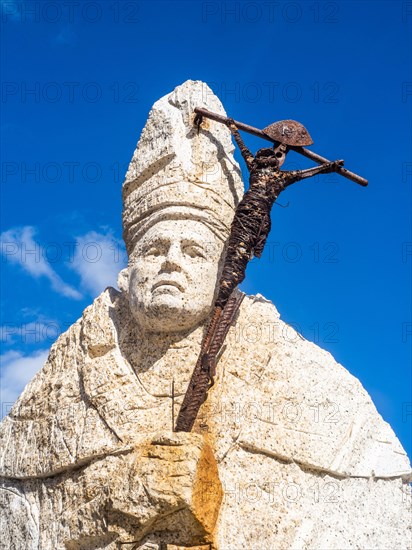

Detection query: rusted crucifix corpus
xmin=175 ymin=109 xmax=368 ymax=433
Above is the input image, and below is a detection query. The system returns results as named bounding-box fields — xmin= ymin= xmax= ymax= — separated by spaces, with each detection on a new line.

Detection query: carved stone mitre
xmin=122 ymin=80 xmax=244 ymax=256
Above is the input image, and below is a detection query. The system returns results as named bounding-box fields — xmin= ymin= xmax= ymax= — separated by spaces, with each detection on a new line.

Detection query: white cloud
xmin=1 ymin=225 xmax=127 ymax=301
xmin=1 ymin=226 xmax=82 ymax=300
xmin=1 ymin=315 xmax=65 ymax=346
xmin=70 ymin=230 xmax=126 ymax=297
xmin=0 ymin=349 xmax=48 ymax=418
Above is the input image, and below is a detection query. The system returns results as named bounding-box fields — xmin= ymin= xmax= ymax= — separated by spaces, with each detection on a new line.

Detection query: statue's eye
xmin=184 ymin=245 xmax=206 ymax=259
xmin=146 ymin=247 xmax=161 ymax=256
xmin=143 ymin=243 xmax=165 ymax=257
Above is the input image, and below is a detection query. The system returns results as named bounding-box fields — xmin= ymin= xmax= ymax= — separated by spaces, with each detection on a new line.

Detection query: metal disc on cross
xmin=263 ymin=119 xmax=314 ymax=146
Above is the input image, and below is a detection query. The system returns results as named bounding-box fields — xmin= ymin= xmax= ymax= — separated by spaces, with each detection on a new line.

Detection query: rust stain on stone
xmin=132 ymin=434 xmax=222 ymax=548
xmin=192 ymin=437 xmax=223 ymax=547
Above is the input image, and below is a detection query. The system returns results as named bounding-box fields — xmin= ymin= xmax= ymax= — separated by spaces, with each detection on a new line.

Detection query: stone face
xmin=1 ymin=80 xmax=411 ymax=549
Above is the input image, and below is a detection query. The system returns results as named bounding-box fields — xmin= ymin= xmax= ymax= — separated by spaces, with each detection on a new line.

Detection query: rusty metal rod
xmin=194 ymin=107 xmax=368 ymax=187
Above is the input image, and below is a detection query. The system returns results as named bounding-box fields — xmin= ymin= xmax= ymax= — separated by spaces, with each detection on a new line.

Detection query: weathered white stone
xmin=1 ymin=80 xmax=411 ymax=549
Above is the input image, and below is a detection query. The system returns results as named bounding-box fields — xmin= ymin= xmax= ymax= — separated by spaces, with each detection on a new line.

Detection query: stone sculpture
xmin=0 ymin=80 xmax=410 ymax=549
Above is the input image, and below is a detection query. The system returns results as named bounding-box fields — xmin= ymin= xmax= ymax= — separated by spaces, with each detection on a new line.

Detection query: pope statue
xmin=0 ymin=81 xmax=410 ymax=550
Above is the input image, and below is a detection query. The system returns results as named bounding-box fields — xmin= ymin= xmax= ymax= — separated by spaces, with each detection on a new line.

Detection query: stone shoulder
xmin=227 ymin=293 xmax=411 ymax=478
xmin=0 ymin=288 xmax=121 ymax=479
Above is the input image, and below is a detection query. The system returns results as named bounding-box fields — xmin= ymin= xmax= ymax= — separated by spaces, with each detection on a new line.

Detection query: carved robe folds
xmin=1 ymin=288 xmax=410 ymax=549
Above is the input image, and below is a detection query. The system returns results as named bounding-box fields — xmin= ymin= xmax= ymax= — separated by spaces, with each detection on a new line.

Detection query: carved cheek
xmin=129 ymin=262 xmax=152 ymax=297
xmin=196 ymin=260 xmax=219 ymax=292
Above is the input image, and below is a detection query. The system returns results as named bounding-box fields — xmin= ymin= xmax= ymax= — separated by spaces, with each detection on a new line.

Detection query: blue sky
xmin=1 ymin=0 xmax=411 ymax=458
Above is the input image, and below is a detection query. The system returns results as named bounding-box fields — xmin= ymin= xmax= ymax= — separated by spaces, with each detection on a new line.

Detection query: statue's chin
xmin=130 ymin=297 xmax=209 ymax=334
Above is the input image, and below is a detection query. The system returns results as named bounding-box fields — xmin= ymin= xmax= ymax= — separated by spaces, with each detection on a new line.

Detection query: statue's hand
xmin=103 ymin=431 xmax=222 ymax=544
xmin=129 ymin=431 xmax=222 ymax=532
xmin=150 ymin=431 xmax=202 ymax=447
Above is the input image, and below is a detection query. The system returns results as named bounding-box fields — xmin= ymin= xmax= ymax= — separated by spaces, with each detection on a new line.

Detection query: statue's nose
xmin=161 ymin=243 xmax=183 ymax=271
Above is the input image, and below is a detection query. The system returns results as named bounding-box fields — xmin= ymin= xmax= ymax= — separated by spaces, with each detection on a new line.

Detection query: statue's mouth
xmin=152 ymin=279 xmax=185 ymax=293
